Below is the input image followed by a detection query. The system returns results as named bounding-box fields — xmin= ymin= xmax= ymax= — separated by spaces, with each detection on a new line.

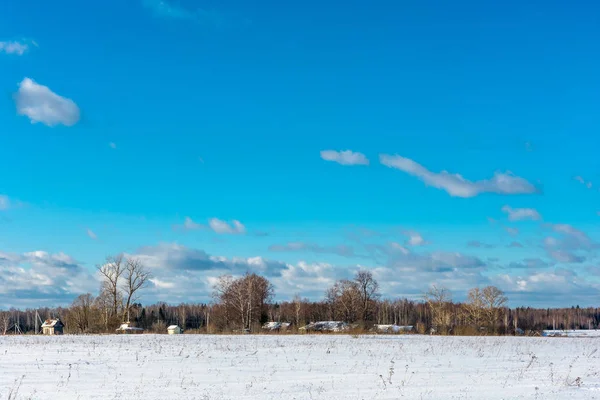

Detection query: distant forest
xmin=1 ymin=255 xmax=598 ymax=335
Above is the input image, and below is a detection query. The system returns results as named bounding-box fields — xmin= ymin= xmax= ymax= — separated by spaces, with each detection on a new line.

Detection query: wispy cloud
xmin=505 ymin=227 xmax=519 ymax=237
xmin=501 ymin=205 xmax=542 ymax=221
xmin=574 ymin=175 xmax=593 ymax=189
xmin=404 ymin=231 xmax=428 ymax=246
xmin=86 ymin=229 xmax=98 ymax=240
xmin=173 ymin=217 xmax=247 ymax=234
xmin=269 ymin=242 xmax=360 ymax=258
xmin=467 ymin=240 xmax=495 ymax=249
xmin=14 ymin=78 xmax=80 ymax=127
xmin=379 ymin=154 xmax=539 ymax=197
xmin=320 ymin=150 xmax=369 ymax=166
xmin=0 ymin=40 xmax=36 ymax=55
xmin=0 ymin=195 xmax=10 ymax=211
xmin=209 ymin=218 xmax=246 ymax=234
xmin=109 ymin=142 xmax=117 ymax=149
xmin=142 ymin=0 xmax=224 ymax=26
xmin=182 ymin=217 xmax=203 ymax=231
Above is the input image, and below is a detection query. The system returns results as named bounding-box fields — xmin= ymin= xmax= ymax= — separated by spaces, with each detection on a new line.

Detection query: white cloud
xmin=495 ymin=269 xmax=600 ymax=307
xmin=209 ymin=218 xmax=246 ymax=234
xmin=0 ymin=40 xmax=32 ymax=55
xmin=379 ymin=154 xmax=538 ymax=197
xmin=183 ymin=217 xmax=203 ymax=230
xmin=86 ymin=229 xmax=98 ymax=240
xmin=320 ymin=150 xmax=369 ymax=166
xmin=505 ymin=227 xmax=519 ymax=236
xmin=174 ymin=217 xmax=246 ymax=234
xmin=0 ymin=250 xmax=97 ymax=308
xmin=541 ymin=223 xmax=596 ymax=264
xmin=14 ymin=78 xmax=80 ymax=127
xmin=0 ymin=195 xmax=9 ymax=210
xmin=109 ymin=142 xmax=117 ymax=149
xmin=404 ymin=231 xmax=428 ymax=246
xmin=501 ymin=205 xmax=542 ymax=221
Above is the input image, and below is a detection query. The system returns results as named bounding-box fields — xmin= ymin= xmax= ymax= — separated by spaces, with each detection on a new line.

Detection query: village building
xmin=41 ymin=319 xmax=64 ymax=335
xmin=167 ymin=325 xmax=182 ymax=335
xmin=115 ymin=322 xmax=144 ymax=334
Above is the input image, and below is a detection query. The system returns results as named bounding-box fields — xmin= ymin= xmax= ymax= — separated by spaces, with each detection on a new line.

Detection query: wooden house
xmin=41 ymin=319 xmax=64 ymax=335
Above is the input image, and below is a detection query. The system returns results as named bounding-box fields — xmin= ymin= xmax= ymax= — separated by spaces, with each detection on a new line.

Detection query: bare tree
xmin=213 ymin=273 xmax=274 ymax=331
xmin=481 ymin=286 xmax=508 ymax=333
xmin=326 ymin=280 xmax=362 ymax=323
xmin=97 ymin=254 xmax=125 ymax=318
xmin=0 ymin=311 xmax=10 ymax=335
xmin=424 ymin=285 xmax=452 ymax=334
xmin=293 ymin=294 xmax=303 ymax=327
xmin=94 ymin=288 xmax=114 ymax=331
xmin=354 ymin=270 xmax=380 ymax=323
xmin=462 ymin=287 xmax=485 ymax=330
xmin=70 ymin=293 xmax=95 ymax=333
xmin=122 ymin=257 xmax=151 ymax=322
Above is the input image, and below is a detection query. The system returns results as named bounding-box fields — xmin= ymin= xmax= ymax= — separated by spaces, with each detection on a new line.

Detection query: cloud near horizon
xmin=379 ymin=154 xmax=539 ymax=197
xmin=1 ymin=240 xmax=599 ymax=308
xmin=0 ymin=250 xmax=96 ymax=308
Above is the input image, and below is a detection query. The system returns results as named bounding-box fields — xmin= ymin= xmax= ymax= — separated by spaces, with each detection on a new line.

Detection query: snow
xmin=374 ymin=324 xmax=414 ymax=333
xmin=262 ymin=321 xmax=291 ymax=331
xmin=1 ymin=334 xmax=599 ymax=399
xmin=300 ymin=321 xmax=349 ymax=332
xmin=543 ymin=329 xmax=600 ymax=337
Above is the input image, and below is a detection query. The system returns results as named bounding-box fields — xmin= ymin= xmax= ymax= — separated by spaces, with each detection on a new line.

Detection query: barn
xmin=167 ymin=325 xmax=183 ymax=335
xmin=41 ymin=319 xmax=64 ymax=335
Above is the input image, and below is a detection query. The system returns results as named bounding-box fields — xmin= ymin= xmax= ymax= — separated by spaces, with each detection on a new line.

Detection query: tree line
xmin=1 ymin=254 xmax=599 ymax=335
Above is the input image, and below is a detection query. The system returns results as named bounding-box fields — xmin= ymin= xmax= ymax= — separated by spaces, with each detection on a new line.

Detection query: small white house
xmin=167 ymin=325 xmax=183 ymax=335
xmin=41 ymin=319 xmax=64 ymax=335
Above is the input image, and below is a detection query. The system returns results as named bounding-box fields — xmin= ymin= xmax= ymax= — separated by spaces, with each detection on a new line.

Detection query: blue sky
xmin=1 ymin=0 xmax=599 ymax=308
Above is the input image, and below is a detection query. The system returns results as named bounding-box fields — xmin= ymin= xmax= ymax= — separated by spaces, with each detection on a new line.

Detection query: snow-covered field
xmin=1 ymin=334 xmax=599 ymax=399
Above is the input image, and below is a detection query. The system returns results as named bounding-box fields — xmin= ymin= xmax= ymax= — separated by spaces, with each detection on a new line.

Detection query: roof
xmin=300 ymin=321 xmax=349 ymax=332
xmin=116 ymin=323 xmax=143 ymax=331
xmin=167 ymin=325 xmax=181 ymax=330
xmin=41 ymin=319 xmax=62 ymax=328
xmin=262 ymin=322 xmax=291 ymax=331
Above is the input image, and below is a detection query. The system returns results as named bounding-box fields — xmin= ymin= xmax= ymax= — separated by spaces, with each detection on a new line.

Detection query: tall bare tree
xmin=354 ymin=270 xmax=380 ymax=323
xmin=481 ymin=286 xmax=508 ymax=333
xmin=326 ymin=280 xmax=362 ymax=322
xmin=122 ymin=257 xmax=151 ymax=322
xmin=97 ymin=254 xmax=125 ymax=318
xmin=424 ymin=285 xmax=452 ymax=334
xmin=463 ymin=287 xmax=485 ymax=329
